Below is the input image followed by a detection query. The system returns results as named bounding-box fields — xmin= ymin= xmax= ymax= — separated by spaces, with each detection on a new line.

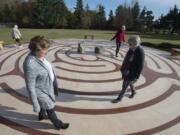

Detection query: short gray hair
xmin=14 ymin=25 xmax=18 ymax=28
xmin=128 ymin=35 xmax=141 ymax=46
xmin=121 ymin=25 xmax=126 ymax=30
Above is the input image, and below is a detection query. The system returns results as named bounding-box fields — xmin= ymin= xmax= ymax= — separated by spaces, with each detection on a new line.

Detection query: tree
xmin=146 ymin=10 xmax=154 ymax=30
xmin=2 ymin=4 xmax=13 ymax=23
xmin=14 ymin=0 xmax=28 ymax=26
xmin=66 ymin=11 xmax=76 ymax=28
xmin=83 ymin=4 xmax=93 ymax=29
xmin=91 ymin=5 xmax=106 ymax=29
xmin=85 ymin=3 xmax=90 ymax=12
xmin=0 ymin=0 xmax=158 ymax=31
xmin=166 ymin=5 xmax=179 ymax=33
xmin=131 ymin=0 xmax=140 ymax=30
xmin=54 ymin=0 xmax=69 ymax=28
xmin=0 ymin=8 xmax=3 ymax=22
xmin=158 ymin=5 xmax=180 ymax=34
xmin=139 ymin=7 xmax=154 ymax=32
xmin=114 ymin=5 xmax=133 ymax=29
xmin=28 ymin=0 xmax=69 ymax=28
xmin=97 ymin=5 xmax=106 ymax=29
xmin=74 ymin=0 xmax=84 ymax=28
xmin=107 ymin=10 xmax=114 ymax=29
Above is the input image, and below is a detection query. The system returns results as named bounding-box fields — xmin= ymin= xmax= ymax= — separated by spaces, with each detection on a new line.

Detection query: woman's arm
xmin=23 ymin=61 xmax=40 ymax=112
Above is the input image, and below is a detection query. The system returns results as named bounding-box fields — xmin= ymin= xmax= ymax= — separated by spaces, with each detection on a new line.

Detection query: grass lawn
xmin=0 ymin=28 xmax=180 ymax=47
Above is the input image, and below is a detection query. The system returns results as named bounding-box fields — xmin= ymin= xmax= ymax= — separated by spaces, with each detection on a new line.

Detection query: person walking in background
xmin=23 ymin=36 xmax=69 ymax=130
xmin=12 ymin=25 xmax=22 ymax=48
xmin=112 ymin=35 xmax=145 ymax=103
xmin=111 ymin=25 xmax=126 ymax=57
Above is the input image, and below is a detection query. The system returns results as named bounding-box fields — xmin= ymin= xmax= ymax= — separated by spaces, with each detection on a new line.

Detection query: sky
xmin=64 ymin=0 xmax=180 ymax=20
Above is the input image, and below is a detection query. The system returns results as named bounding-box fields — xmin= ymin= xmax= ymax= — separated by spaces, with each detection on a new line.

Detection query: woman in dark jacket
xmin=23 ymin=36 xmax=69 ymax=130
xmin=112 ymin=35 xmax=145 ymax=103
xmin=111 ymin=25 xmax=126 ymax=57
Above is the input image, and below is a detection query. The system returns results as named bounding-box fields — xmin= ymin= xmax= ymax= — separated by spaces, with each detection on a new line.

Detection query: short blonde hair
xmin=128 ymin=35 xmax=141 ymax=47
xmin=29 ymin=36 xmax=50 ymax=52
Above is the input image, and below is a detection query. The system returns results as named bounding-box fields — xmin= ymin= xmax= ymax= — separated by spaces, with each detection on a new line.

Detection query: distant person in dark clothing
xmin=112 ymin=35 xmax=145 ymax=103
xmin=111 ymin=25 xmax=126 ymax=57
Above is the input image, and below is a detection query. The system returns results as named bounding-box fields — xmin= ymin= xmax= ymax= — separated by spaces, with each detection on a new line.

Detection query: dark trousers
xmin=116 ymin=42 xmax=121 ymax=56
xmin=15 ymin=38 xmax=21 ymax=46
xmin=39 ymin=108 xmax=62 ymax=128
xmin=117 ymin=80 xmax=135 ymax=98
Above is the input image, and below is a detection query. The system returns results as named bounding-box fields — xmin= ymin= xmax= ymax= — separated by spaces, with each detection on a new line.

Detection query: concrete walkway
xmin=0 ymin=39 xmax=180 ymax=135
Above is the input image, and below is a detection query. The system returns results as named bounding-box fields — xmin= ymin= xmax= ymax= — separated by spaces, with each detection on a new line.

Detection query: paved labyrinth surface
xmin=0 ymin=39 xmax=180 ymax=135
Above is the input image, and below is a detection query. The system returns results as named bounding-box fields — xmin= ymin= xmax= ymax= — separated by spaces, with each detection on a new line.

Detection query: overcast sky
xmin=64 ymin=0 xmax=180 ymax=20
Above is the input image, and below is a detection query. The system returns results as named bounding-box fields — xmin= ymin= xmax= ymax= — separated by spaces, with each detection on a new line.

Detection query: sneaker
xmin=61 ymin=123 xmax=70 ymax=129
xmin=111 ymin=98 xmax=122 ymax=103
xmin=129 ymin=92 xmax=136 ymax=99
xmin=54 ymin=123 xmax=70 ymax=130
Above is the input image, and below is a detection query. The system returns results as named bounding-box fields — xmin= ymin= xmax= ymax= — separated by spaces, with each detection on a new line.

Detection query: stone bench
xmin=77 ymin=41 xmax=104 ymax=54
xmin=0 ymin=41 xmax=4 ymax=50
xmin=171 ymin=48 xmax=180 ymax=56
xmin=84 ymin=35 xmax=94 ymax=40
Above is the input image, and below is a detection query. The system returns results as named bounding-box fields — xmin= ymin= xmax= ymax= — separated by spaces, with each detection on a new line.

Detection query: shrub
xmin=142 ymin=42 xmax=180 ymax=51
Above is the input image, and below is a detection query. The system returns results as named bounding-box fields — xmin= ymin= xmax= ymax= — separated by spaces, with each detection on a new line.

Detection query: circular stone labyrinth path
xmin=0 ymin=39 xmax=180 ymax=135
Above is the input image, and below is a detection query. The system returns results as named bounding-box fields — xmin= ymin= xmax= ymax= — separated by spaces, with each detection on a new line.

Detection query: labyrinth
xmin=0 ymin=39 xmax=180 ymax=135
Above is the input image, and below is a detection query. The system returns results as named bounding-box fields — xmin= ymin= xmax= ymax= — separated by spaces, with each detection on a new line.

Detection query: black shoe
xmin=111 ymin=98 xmax=122 ymax=103
xmin=61 ymin=123 xmax=70 ymax=129
xmin=46 ymin=109 xmax=63 ymax=130
xmin=129 ymin=92 xmax=136 ymax=99
xmin=53 ymin=120 xmax=63 ymax=130
xmin=38 ymin=112 xmax=47 ymax=121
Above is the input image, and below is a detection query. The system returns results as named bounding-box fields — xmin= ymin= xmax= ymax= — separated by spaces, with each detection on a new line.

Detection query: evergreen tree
xmin=74 ymin=0 xmax=84 ymax=28
xmin=139 ymin=7 xmax=154 ymax=31
xmin=91 ymin=4 xmax=106 ymax=29
xmin=107 ymin=10 xmax=114 ymax=29
xmin=131 ymin=0 xmax=140 ymax=30
xmin=114 ymin=5 xmax=133 ymax=29
xmin=158 ymin=5 xmax=180 ymax=33
xmin=66 ymin=11 xmax=76 ymax=29
xmin=83 ymin=4 xmax=92 ymax=29
xmin=97 ymin=5 xmax=106 ymax=29
xmin=85 ymin=3 xmax=90 ymax=12
xmin=166 ymin=5 xmax=179 ymax=33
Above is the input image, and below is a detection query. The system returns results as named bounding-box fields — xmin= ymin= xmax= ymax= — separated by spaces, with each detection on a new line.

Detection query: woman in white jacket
xmin=12 ymin=25 xmax=22 ymax=47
